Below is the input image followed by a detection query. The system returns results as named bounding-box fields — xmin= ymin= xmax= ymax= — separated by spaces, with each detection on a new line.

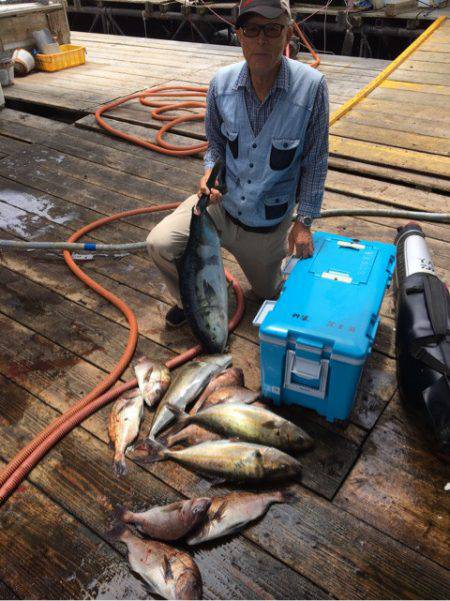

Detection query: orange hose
xmin=0 ymin=204 xmax=245 ymax=504
xmin=95 ymin=85 xmax=209 ymax=156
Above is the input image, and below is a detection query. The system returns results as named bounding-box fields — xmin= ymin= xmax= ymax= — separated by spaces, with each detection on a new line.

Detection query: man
xmin=147 ymin=0 xmax=329 ymax=327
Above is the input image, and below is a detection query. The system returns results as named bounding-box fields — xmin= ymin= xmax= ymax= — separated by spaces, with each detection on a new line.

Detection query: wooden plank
xmin=371 ymin=86 xmax=450 ymax=112
xmin=357 ymin=96 xmax=450 ymax=125
xmin=330 ymin=120 xmax=450 ymax=158
xmin=0 ymin=319 xmax=448 ymax=598
xmin=381 ymin=79 xmax=450 ymax=97
xmin=391 ymin=66 xmax=450 ymax=87
xmin=400 ymin=58 xmax=450 ymax=75
xmin=322 ymin=190 xmax=450 ymax=246
xmin=0 ymin=135 xmax=31 ymax=157
xmin=0 ymin=375 xmax=324 ymax=600
xmin=0 ymin=581 xmax=18 ymax=599
xmin=335 ymin=104 xmax=450 ymax=140
xmin=334 ymin=395 xmax=450 ymax=570
xmin=329 ymin=136 xmax=450 ymax=178
xmin=412 ymin=50 xmax=450 ymax=63
xmin=0 ymin=457 xmax=148 ymax=599
xmin=328 ymin=155 xmax=450 ymax=194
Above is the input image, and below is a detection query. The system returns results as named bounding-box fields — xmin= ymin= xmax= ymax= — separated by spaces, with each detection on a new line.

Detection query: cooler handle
xmin=284 ymin=350 xmax=329 ymax=399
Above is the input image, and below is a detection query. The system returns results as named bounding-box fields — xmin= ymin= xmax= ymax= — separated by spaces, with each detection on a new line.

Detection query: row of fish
xmin=108 ymin=354 xmax=231 ymax=476
xmin=109 ymin=490 xmax=294 ymax=599
xmin=109 ymin=353 xmax=313 ymax=483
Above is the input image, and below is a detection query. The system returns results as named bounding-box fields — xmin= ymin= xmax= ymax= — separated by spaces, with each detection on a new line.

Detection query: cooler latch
xmin=284 ymin=349 xmax=329 ymax=399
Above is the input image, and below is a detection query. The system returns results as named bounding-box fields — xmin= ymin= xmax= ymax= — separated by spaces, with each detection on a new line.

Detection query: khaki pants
xmin=146 ymin=194 xmax=293 ymax=304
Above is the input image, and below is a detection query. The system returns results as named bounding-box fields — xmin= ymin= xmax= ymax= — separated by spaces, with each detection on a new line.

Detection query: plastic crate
xmin=35 ymin=45 xmax=86 ymax=72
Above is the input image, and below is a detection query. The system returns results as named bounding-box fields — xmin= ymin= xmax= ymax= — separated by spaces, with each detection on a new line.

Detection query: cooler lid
xmin=309 ymin=238 xmax=378 ymax=285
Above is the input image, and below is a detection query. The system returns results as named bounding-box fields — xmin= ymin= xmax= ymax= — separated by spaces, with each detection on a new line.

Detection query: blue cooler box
xmin=254 ymin=231 xmax=396 ymax=422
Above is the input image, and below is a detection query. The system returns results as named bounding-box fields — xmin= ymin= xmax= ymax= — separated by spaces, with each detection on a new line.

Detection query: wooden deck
xmin=0 ymin=23 xmax=449 ymax=600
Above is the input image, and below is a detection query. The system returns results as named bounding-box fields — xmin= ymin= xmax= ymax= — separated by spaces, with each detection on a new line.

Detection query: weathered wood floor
xmin=0 ymin=25 xmax=449 ymax=600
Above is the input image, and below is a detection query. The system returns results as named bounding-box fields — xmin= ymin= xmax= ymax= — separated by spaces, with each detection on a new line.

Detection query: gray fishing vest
xmin=214 ymin=58 xmax=323 ymax=227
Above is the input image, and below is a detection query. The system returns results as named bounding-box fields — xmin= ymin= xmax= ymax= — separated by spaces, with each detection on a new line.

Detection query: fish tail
xmin=113 ymin=455 xmax=128 ymax=478
xmin=165 ymin=404 xmax=190 ymax=434
xmin=113 ymin=504 xmax=130 ymax=523
xmin=106 ymin=522 xmax=128 ymax=542
xmin=278 ymin=489 xmax=299 ymax=504
xmin=128 ymin=437 xmax=167 ymax=464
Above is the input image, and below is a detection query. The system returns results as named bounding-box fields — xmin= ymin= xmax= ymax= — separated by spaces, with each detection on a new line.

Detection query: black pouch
xmin=264 ymin=194 xmax=289 ymax=220
xmin=270 ymin=138 xmax=299 ymax=170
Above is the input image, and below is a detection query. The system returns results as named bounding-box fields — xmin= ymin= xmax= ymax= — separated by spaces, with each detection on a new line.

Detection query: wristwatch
xmin=296 ymin=215 xmax=314 ymax=227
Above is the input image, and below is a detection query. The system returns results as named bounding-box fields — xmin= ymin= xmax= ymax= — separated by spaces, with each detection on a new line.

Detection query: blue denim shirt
xmin=205 ymin=56 xmax=329 ymax=220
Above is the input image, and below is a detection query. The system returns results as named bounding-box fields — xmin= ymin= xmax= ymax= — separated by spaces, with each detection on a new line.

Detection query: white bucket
xmin=0 ymin=61 xmax=14 ymax=86
xmin=13 ymin=49 xmax=35 ymax=75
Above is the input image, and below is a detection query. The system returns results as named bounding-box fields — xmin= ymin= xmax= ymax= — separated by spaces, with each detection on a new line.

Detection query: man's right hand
xmin=198 ymin=169 xmax=222 ymax=204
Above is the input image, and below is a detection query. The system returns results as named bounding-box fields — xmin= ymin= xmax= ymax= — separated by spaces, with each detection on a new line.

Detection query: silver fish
xmin=134 ymin=357 xmax=171 ymax=408
xmin=149 ymin=354 xmax=232 ymax=439
xmin=115 ymin=497 xmax=211 ymax=541
xmin=108 ymin=524 xmax=202 ymax=600
xmin=177 ymin=175 xmax=228 ymax=353
xmin=108 ymin=388 xmax=144 ymax=477
xmin=129 ymin=439 xmax=302 ymax=483
xmin=168 ymin=402 xmax=313 ymax=452
xmin=187 ymin=491 xmax=295 ymax=545
xmin=190 ymin=367 xmax=244 ymax=414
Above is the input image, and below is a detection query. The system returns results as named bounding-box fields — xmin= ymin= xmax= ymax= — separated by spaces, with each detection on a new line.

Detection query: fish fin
xmin=113 ymin=457 xmax=127 ymax=478
xmin=164 ymin=404 xmax=190 ymax=435
xmin=106 ymin=522 xmax=127 ymax=542
xmin=211 ymin=500 xmax=227 ymax=522
xmin=206 ymin=476 xmax=227 ymax=488
xmin=166 ymin=403 xmax=188 ymax=419
xmin=262 ymin=420 xmax=277 ymax=428
xmin=127 ymin=437 xmax=167 ymax=464
xmin=163 ymin=555 xmax=174 ymax=581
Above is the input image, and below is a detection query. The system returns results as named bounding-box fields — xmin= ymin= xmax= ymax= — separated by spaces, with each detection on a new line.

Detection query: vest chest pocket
xmin=270 ymin=138 xmax=300 ymax=171
xmin=264 ymin=193 xmax=289 ymax=221
xmin=220 ymin=122 xmax=239 ymax=159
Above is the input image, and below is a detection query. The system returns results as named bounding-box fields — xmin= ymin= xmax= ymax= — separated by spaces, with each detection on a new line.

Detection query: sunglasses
xmin=240 ymin=23 xmax=286 ymax=38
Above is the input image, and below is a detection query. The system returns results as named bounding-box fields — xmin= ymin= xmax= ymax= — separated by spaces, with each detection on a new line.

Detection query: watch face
xmin=300 ymin=217 xmax=312 ymax=227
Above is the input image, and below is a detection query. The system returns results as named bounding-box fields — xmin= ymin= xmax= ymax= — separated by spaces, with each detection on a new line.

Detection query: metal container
xmin=32 ymin=28 xmax=61 ymax=54
xmin=13 ymin=49 xmax=35 ymax=75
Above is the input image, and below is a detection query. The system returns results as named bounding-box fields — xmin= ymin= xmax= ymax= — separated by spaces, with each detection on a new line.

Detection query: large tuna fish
xmin=177 ymin=162 xmax=228 ymax=354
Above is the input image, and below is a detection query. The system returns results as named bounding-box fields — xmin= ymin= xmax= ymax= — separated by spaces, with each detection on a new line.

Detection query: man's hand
xmin=288 ymin=221 xmax=314 ymax=259
xmin=198 ymin=169 xmax=222 ymax=204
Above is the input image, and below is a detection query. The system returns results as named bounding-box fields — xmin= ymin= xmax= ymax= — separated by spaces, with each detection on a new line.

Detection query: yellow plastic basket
xmin=35 ymin=44 xmax=86 ymax=72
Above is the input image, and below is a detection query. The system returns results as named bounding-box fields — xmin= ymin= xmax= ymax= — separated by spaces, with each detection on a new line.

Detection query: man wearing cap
xmin=147 ymin=0 xmax=329 ymax=327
